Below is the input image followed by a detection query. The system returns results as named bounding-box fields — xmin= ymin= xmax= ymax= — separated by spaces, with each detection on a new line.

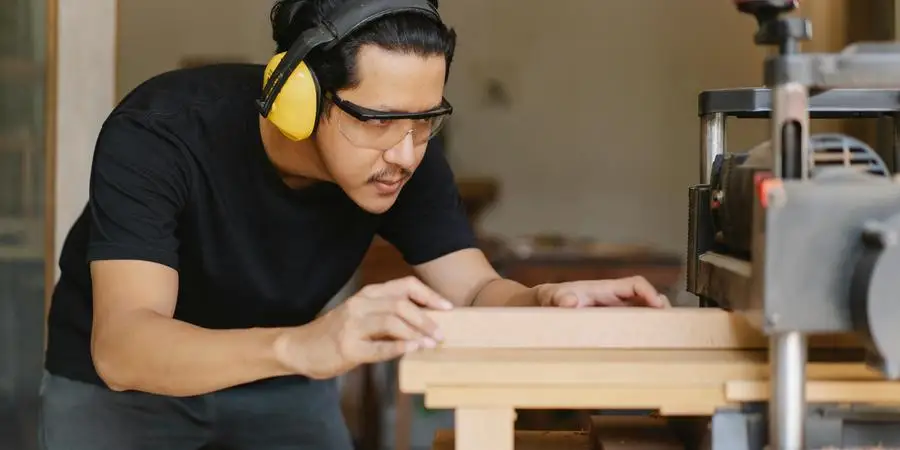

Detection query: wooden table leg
xmin=454 ymin=408 xmax=516 ymax=450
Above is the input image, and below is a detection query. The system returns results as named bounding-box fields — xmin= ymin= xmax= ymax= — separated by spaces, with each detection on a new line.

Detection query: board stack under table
xmin=398 ymin=307 xmax=900 ymax=450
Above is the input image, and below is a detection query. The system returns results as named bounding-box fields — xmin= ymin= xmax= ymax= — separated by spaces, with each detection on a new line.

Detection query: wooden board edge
xmin=726 ymin=379 xmax=900 ymax=404
xmin=426 ymin=307 xmax=861 ymax=350
xmin=423 ymin=384 xmax=729 ymax=416
xmin=399 ymin=353 xmax=883 ymax=395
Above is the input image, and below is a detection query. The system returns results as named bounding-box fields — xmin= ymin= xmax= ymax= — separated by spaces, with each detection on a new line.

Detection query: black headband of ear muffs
xmin=256 ymin=0 xmax=442 ymax=116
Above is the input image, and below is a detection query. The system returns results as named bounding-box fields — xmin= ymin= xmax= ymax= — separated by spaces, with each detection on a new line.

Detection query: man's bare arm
xmin=414 ymin=248 xmax=670 ymax=309
xmin=90 ymin=260 xmax=295 ymax=397
xmin=413 ymin=248 xmax=539 ymax=307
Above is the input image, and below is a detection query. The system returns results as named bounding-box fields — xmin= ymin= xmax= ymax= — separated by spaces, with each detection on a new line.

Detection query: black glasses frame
xmin=326 ymin=92 xmax=453 ymax=121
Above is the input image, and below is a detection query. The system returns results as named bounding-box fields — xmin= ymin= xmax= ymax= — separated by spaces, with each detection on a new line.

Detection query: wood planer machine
xmin=687 ymin=0 xmax=900 ymax=448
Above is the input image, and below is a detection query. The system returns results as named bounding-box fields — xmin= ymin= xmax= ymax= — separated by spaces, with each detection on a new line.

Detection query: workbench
xmin=398 ymin=308 xmax=900 ymax=450
xmin=358 ymin=236 xmax=683 ymax=450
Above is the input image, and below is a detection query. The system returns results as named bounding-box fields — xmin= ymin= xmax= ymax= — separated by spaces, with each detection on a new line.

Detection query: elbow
xmin=91 ymin=330 xmax=131 ymax=391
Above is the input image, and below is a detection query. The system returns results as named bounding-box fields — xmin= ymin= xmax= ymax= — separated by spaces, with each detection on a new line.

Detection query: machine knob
xmin=734 ymin=0 xmax=798 ymax=22
xmin=850 ymin=213 xmax=900 ymax=380
xmin=734 ymin=1 xmax=798 ymax=11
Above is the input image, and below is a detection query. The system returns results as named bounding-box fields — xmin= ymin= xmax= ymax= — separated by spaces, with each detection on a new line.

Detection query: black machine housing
xmin=685 ymin=1 xmax=900 ymax=380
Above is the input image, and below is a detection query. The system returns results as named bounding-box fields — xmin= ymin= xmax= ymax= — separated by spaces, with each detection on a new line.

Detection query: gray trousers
xmin=38 ymin=371 xmax=355 ymax=450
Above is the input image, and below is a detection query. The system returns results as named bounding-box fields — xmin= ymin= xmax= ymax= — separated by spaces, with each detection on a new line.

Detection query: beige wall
xmin=442 ymin=0 xmax=766 ymax=253
xmin=116 ymin=0 xmax=274 ymax=99
xmin=115 ymin=1 xmax=849 ymax=258
xmin=55 ymin=0 xmax=117 ymax=277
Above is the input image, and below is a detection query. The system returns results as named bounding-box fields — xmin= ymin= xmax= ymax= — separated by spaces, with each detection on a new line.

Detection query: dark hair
xmin=269 ymin=0 xmax=456 ymax=93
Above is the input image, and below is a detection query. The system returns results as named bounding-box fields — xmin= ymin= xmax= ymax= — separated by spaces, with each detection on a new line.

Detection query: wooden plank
xmin=426 ymin=308 xmax=860 ymax=350
xmin=399 ymin=348 xmax=880 ymax=393
xmin=725 ymin=380 xmax=900 ymax=404
xmin=424 ymin=385 xmax=729 ymax=415
xmin=455 ymin=408 xmax=515 ymax=450
xmin=431 ymin=429 xmax=590 ymax=450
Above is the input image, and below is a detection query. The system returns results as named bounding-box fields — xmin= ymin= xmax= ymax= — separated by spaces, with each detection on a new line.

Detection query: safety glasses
xmin=326 ymin=92 xmax=452 ymax=150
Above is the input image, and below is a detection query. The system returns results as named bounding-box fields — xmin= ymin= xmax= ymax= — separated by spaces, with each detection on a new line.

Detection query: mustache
xmin=368 ymin=168 xmax=411 ymax=183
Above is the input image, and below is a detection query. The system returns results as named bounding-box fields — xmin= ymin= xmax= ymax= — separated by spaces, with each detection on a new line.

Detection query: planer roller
xmin=686 ymin=0 xmax=900 ymax=448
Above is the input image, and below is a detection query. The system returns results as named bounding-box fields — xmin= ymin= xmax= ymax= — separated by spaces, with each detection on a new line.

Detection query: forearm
xmin=470 ymin=278 xmax=540 ymax=307
xmin=92 ymin=309 xmax=293 ymax=397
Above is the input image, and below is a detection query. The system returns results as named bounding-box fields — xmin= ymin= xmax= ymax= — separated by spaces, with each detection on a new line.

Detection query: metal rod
xmin=892 ymin=113 xmax=900 ymax=175
xmin=771 ymin=82 xmax=810 ymax=180
xmin=700 ymin=112 xmax=726 ymax=184
xmin=769 ymin=331 xmax=807 ymax=450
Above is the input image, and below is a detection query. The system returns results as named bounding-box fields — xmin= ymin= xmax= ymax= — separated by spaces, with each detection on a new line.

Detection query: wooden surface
xmin=359 ymin=236 xmax=683 ymax=450
xmin=399 ymin=347 xmax=886 ymax=411
xmin=422 ymin=385 xmax=730 ymax=415
xmin=725 ymin=380 xmax=900 ymax=404
xmin=455 ymin=408 xmax=516 ymax=450
xmin=399 ymin=309 xmax=896 ymax=449
xmin=422 ymin=307 xmax=861 ymax=350
xmin=399 ymin=308 xmax=895 ymax=413
xmin=403 ymin=347 xmax=899 ymax=449
xmin=43 ymin=0 xmax=58 ymax=319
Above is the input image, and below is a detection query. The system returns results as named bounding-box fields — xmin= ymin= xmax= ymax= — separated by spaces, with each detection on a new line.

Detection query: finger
xmin=576 ymin=283 xmax=627 ymax=307
xmin=361 ymin=312 xmax=436 ymax=347
xmin=657 ymin=294 xmax=672 ymax=308
xmin=353 ymin=292 xmax=443 ymax=342
xmin=617 ymin=276 xmax=663 ymax=307
xmin=363 ymin=296 xmax=441 ymax=341
xmin=371 ymin=276 xmax=454 ymax=311
xmin=554 ymin=292 xmax=581 ymax=308
xmin=388 ymin=297 xmax=443 ymax=341
xmin=601 ymin=298 xmax=629 ymax=307
xmin=360 ymin=340 xmax=415 ymax=364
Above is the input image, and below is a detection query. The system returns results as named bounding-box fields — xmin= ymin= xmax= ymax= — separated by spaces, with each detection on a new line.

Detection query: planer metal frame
xmin=685 ymin=12 xmax=900 ymax=450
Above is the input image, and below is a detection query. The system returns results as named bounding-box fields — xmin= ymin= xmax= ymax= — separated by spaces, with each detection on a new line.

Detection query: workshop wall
xmin=116 ymin=0 xmax=849 ymax=256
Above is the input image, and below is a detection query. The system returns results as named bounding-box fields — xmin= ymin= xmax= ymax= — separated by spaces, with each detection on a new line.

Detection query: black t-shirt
xmin=44 ymin=63 xmax=476 ymax=388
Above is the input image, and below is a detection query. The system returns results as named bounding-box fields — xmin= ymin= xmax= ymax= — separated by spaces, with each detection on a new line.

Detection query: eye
xmin=366 ymin=119 xmax=391 ymax=127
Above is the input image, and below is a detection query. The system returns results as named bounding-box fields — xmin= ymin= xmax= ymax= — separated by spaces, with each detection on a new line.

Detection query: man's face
xmin=314 ymin=44 xmax=448 ymax=214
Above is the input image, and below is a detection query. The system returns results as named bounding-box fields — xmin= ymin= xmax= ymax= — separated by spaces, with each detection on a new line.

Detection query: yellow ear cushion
xmin=262 ymin=52 xmax=320 ymax=141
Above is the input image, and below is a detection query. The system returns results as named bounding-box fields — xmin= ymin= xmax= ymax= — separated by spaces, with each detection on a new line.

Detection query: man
xmin=39 ymin=0 xmax=669 ymax=449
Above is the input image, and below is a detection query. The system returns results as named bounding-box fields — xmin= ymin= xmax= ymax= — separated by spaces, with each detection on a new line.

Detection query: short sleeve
xmin=377 ymin=137 xmax=477 ymax=265
xmin=86 ymin=113 xmax=191 ymax=270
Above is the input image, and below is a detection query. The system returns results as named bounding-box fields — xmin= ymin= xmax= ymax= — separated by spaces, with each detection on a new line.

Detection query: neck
xmin=258 ymin=116 xmax=331 ymax=189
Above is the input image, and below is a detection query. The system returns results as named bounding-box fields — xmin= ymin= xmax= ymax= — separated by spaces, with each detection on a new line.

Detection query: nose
xmin=383 ymin=130 xmax=416 ymax=169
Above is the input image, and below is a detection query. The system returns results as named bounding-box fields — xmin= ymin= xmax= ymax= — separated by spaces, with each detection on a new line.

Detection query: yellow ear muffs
xmin=261 ymin=52 xmax=323 ymax=141
xmin=257 ymin=0 xmax=443 ymax=140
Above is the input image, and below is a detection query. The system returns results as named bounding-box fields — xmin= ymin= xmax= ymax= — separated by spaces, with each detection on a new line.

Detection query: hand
xmin=275 ymin=276 xmax=452 ymax=379
xmin=535 ymin=276 xmax=671 ymax=308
